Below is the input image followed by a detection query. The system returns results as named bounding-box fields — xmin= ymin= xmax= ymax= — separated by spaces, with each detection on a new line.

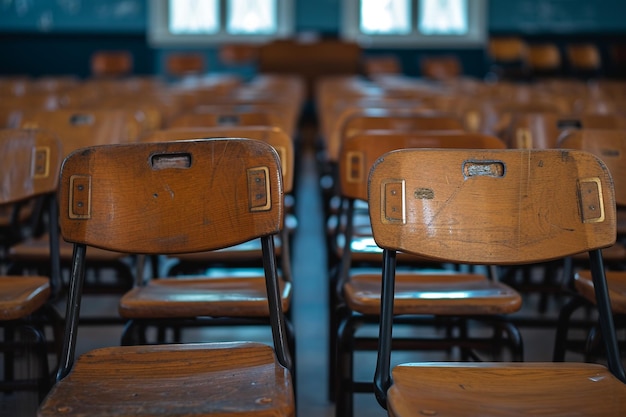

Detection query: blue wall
xmin=1 ymin=0 xmax=625 ymax=78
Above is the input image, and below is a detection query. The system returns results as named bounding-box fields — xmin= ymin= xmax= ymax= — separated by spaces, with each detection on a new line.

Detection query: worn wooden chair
xmin=525 ymin=43 xmax=562 ymax=79
xmin=566 ymin=43 xmax=602 ymax=79
xmin=332 ymin=132 xmax=520 ymax=416
xmin=122 ymin=127 xmax=295 ymax=350
xmin=554 ymin=128 xmax=626 ymax=362
xmin=8 ymin=109 xmax=143 ymax=303
xmin=370 ymin=148 xmax=626 ymax=416
xmin=38 ymin=138 xmax=294 ymax=417
xmin=0 ymin=128 xmax=63 ymax=401
xmin=90 ymin=50 xmax=133 ymax=78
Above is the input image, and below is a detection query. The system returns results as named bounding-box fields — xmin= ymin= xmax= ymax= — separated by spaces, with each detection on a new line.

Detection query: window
xmin=342 ymin=0 xmax=487 ymax=48
xmin=148 ymin=0 xmax=293 ymax=46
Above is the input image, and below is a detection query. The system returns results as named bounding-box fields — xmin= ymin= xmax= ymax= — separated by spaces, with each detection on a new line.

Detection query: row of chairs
xmin=2 ymin=68 xmax=626 ymax=416
xmin=0 ymin=72 xmax=305 ymax=416
xmin=315 ymin=74 xmax=626 ymax=416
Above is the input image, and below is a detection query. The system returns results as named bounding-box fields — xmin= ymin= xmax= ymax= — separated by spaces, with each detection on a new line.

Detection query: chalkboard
xmin=489 ymin=0 xmax=626 ymax=33
xmin=0 ymin=0 xmax=146 ymax=33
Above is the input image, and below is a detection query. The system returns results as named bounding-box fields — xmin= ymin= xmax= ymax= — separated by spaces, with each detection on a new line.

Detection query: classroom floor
xmin=0 ymin=127 xmax=609 ymax=417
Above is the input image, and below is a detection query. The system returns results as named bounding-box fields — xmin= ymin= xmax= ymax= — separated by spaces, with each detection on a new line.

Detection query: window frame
xmin=341 ymin=0 xmax=487 ymax=48
xmin=148 ymin=0 xmax=294 ymax=46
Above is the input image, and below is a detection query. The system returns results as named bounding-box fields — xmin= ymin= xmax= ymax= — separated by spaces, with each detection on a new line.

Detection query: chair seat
xmin=38 ymin=342 xmax=294 ymax=417
xmin=574 ymin=270 xmax=626 ymax=314
xmin=120 ymin=277 xmax=292 ymax=319
xmin=0 ymin=276 xmax=50 ymax=320
xmin=9 ymin=234 xmax=128 ymax=262
xmin=388 ymin=362 xmax=626 ymax=416
xmin=344 ymin=273 xmax=521 ymax=316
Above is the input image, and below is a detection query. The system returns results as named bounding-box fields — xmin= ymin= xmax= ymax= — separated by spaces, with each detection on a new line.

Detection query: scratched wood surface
xmin=58 ymin=138 xmax=283 ymax=254
xmin=388 ymin=362 xmax=626 ymax=417
xmin=38 ymin=342 xmax=294 ymax=417
xmin=368 ymin=148 xmax=616 ymax=265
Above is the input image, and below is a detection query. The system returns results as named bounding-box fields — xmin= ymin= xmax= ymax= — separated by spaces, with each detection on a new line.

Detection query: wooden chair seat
xmin=387 ymin=363 xmax=626 ymax=417
xmin=120 ymin=277 xmax=292 ymax=319
xmin=39 ymin=342 xmax=293 ymax=417
xmin=574 ymin=271 xmax=626 ymax=314
xmin=344 ymin=273 xmax=521 ymax=316
xmin=0 ymin=276 xmax=50 ymax=320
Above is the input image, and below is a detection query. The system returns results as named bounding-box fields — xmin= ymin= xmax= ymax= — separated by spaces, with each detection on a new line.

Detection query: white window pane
xmin=360 ymin=0 xmax=411 ymax=35
xmin=227 ymin=0 xmax=277 ymax=34
xmin=169 ymin=0 xmax=219 ymax=34
xmin=419 ymin=0 xmax=468 ymax=35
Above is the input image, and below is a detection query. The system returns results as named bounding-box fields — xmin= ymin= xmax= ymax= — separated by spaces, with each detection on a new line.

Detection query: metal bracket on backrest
xmin=32 ymin=146 xmax=50 ymax=179
xmin=69 ymin=175 xmax=91 ymax=219
xmin=578 ymin=177 xmax=605 ymax=223
xmin=381 ymin=179 xmax=405 ymax=224
xmin=248 ymin=166 xmax=271 ymax=212
xmin=346 ymin=151 xmax=363 ymax=183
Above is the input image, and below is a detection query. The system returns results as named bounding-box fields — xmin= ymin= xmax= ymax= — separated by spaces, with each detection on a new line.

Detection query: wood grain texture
xmin=19 ymin=109 xmax=142 ymax=156
xmin=340 ymin=131 xmax=506 ymax=201
xmin=344 ymin=273 xmax=521 ymax=316
xmin=58 ymin=139 xmax=284 ymax=254
xmin=38 ymin=342 xmax=294 ymax=417
xmin=141 ymin=126 xmax=294 ymax=193
xmin=0 ymin=277 xmax=50 ymax=320
xmin=0 ymin=129 xmax=62 ymax=203
xmin=575 ymin=270 xmax=626 ymax=314
xmin=368 ymin=149 xmax=616 ymax=264
xmin=388 ymin=363 xmax=626 ymax=417
xmin=119 ymin=278 xmax=291 ymax=318
xmin=0 ymin=129 xmax=60 ymax=321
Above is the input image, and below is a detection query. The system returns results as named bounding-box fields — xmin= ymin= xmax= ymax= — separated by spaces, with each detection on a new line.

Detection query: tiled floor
xmin=0 ymin=133 xmax=613 ymax=417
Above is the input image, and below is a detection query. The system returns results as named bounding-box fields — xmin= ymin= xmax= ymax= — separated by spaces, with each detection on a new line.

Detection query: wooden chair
xmin=370 ymin=148 xmax=626 ymax=416
xmin=525 ymin=43 xmax=562 ymax=79
xmin=133 ymin=126 xmax=294 ymax=325
xmin=90 ymin=50 xmax=133 ymax=78
xmin=38 ymin=138 xmax=294 ymax=417
xmin=8 ymin=110 xmax=143 ymax=314
xmin=165 ymin=52 xmax=206 ymax=78
xmin=567 ymin=43 xmax=602 ymax=78
xmin=419 ymin=56 xmax=462 ymax=81
xmin=0 ymin=128 xmax=63 ymax=401
xmin=554 ymin=128 xmax=626 ymax=362
xmin=332 ymin=132 xmax=521 ymax=417
xmin=123 ymin=128 xmax=295 ymax=362
xmin=487 ymin=36 xmax=527 ymax=80
xmin=362 ymin=55 xmax=402 ymax=78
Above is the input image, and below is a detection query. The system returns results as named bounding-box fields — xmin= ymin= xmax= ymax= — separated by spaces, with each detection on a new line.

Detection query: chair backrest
xmin=56 ymin=138 xmax=290 ymax=379
xmin=369 ymin=149 xmax=615 ymax=264
xmin=558 ymin=129 xmax=626 ymax=206
xmin=165 ymin=52 xmax=206 ymax=77
xmin=0 ymin=128 xmax=62 ymax=206
xmin=369 ymin=148 xmax=625 ymax=404
xmin=488 ymin=37 xmax=527 ymax=63
xmin=19 ymin=109 xmax=142 ymax=157
xmin=566 ymin=43 xmax=602 ymax=72
xmin=526 ymin=43 xmax=562 ymax=72
xmin=328 ymin=108 xmax=465 ymax=163
xmin=91 ymin=50 xmax=133 ymax=78
xmin=502 ymin=112 xmax=626 ymax=149
xmin=339 ymin=131 xmax=506 ymax=202
xmin=140 ymin=126 xmax=294 ymax=194
xmin=0 ymin=128 xmax=63 ymax=295
xmin=168 ymin=110 xmax=282 ymax=131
